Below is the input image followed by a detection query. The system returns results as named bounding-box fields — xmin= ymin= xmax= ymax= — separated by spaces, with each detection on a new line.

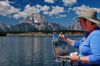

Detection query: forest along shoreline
xmin=0 ymin=31 xmax=84 ymax=37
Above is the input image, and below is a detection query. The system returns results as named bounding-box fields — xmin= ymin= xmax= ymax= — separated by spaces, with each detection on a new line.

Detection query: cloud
xmin=44 ymin=0 xmax=54 ymax=3
xmin=59 ymin=14 xmax=67 ymax=18
xmin=41 ymin=5 xmax=50 ymax=15
xmin=49 ymin=6 xmax=65 ymax=15
xmin=13 ymin=5 xmax=66 ymax=19
xmin=0 ymin=1 xmax=66 ymax=19
xmin=41 ymin=5 xmax=50 ymax=12
xmin=73 ymin=5 xmax=100 ymax=17
xmin=55 ymin=14 xmax=67 ymax=18
xmin=47 ymin=6 xmax=66 ymax=18
xmin=0 ymin=1 xmax=19 ymax=16
xmin=13 ymin=5 xmax=51 ymax=19
xmin=36 ymin=4 xmax=42 ymax=9
xmin=62 ymin=0 xmax=77 ymax=6
xmin=13 ymin=5 xmax=41 ymax=19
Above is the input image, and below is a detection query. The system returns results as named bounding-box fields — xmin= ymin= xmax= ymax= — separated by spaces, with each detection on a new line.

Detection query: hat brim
xmin=85 ymin=18 xmax=100 ymax=24
xmin=77 ymin=17 xmax=100 ymax=24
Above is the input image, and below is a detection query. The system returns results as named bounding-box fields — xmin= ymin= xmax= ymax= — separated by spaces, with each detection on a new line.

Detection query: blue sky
xmin=0 ymin=0 xmax=100 ymax=27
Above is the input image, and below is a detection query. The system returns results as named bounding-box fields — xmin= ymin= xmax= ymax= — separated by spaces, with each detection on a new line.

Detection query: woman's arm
xmin=88 ymin=34 xmax=100 ymax=64
xmin=80 ymin=34 xmax=100 ymax=64
xmin=61 ymin=37 xmax=81 ymax=48
xmin=63 ymin=38 xmax=75 ymax=46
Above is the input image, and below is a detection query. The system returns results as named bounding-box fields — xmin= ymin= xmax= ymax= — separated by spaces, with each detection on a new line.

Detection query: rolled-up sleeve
xmin=88 ymin=35 xmax=100 ymax=63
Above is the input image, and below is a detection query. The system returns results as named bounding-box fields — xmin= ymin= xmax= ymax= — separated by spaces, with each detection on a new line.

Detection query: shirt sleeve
xmin=73 ymin=40 xmax=80 ymax=48
xmin=74 ymin=37 xmax=85 ymax=48
xmin=88 ymin=35 xmax=100 ymax=63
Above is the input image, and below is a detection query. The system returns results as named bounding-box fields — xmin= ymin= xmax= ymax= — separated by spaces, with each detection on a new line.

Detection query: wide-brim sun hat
xmin=77 ymin=8 xmax=100 ymax=25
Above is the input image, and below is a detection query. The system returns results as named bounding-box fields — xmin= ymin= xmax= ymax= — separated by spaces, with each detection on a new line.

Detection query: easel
xmin=52 ymin=33 xmax=77 ymax=66
xmin=52 ymin=40 xmax=75 ymax=66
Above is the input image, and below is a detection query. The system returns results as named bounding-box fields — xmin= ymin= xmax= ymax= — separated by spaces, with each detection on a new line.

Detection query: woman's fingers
xmin=70 ymin=52 xmax=79 ymax=62
xmin=59 ymin=35 xmax=67 ymax=42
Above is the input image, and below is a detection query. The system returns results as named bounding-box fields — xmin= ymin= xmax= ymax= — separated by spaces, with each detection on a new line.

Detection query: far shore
xmin=6 ymin=33 xmax=83 ymax=37
xmin=0 ymin=31 xmax=84 ymax=37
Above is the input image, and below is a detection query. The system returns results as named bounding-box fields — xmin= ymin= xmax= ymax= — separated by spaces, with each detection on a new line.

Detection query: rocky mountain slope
xmin=12 ymin=13 xmax=66 ymax=32
xmin=67 ymin=20 xmax=83 ymax=31
xmin=0 ymin=22 xmax=10 ymax=32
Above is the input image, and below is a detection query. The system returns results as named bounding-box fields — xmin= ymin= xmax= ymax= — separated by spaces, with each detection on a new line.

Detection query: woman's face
xmin=79 ymin=17 xmax=97 ymax=32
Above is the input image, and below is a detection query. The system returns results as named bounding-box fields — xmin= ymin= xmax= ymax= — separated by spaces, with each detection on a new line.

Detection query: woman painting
xmin=60 ymin=9 xmax=100 ymax=66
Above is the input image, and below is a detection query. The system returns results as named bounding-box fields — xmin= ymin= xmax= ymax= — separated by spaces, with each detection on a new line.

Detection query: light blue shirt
xmin=74 ymin=30 xmax=100 ymax=64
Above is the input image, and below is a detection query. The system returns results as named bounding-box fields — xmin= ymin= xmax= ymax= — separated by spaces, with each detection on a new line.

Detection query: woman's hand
xmin=70 ymin=52 xmax=79 ymax=62
xmin=59 ymin=34 xmax=67 ymax=42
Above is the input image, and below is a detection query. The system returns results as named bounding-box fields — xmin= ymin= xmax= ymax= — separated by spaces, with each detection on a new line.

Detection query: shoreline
xmin=6 ymin=33 xmax=83 ymax=37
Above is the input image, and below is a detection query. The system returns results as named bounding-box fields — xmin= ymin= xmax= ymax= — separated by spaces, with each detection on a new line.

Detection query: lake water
xmin=0 ymin=36 xmax=82 ymax=66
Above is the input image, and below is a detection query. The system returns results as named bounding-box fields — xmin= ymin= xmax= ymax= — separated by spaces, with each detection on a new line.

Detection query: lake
xmin=0 ymin=36 xmax=82 ymax=66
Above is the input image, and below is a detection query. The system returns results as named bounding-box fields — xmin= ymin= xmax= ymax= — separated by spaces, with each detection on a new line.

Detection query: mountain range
xmin=0 ymin=22 xmax=10 ymax=32
xmin=0 ymin=13 xmax=66 ymax=32
xmin=67 ymin=20 xmax=83 ymax=31
xmin=0 ymin=13 xmax=82 ymax=32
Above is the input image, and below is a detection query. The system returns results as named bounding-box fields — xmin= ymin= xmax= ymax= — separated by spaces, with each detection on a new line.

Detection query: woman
xmin=60 ymin=10 xmax=100 ymax=66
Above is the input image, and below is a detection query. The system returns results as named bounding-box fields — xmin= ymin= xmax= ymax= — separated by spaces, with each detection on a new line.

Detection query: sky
xmin=0 ymin=0 xmax=100 ymax=27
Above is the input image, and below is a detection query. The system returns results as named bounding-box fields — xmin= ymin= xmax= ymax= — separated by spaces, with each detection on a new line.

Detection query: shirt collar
xmin=84 ymin=27 xmax=100 ymax=38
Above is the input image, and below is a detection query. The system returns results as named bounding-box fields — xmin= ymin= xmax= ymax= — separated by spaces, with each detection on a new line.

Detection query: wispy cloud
xmin=0 ymin=1 xmax=19 ymax=16
xmin=13 ymin=4 xmax=66 ymax=19
xmin=62 ymin=0 xmax=77 ymax=6
xmin=0 ymin=1 xmax=67 ymax=19
xmin=49 ymin=6 xmax=65 ymax=15
xmin=35 ymin=4 xmax=42 ymax=9
xmin=44 ymin=0 xmax=55 ymax=3
xmin=47 ymin=6 xmax=67 ymax=18
xmin=13 ymin=5 xmax=41 ymax=19
xmin=13 ymin=5 xmax=50 ymax=19
xmin=59 ymin=14 xmax=67 ymax=18
xmin=41 ymin=5 xmax=50 ymax=15
xmin=41 ymin=5 xmax=50 ymax=12
xmin=55 ymin=14 xmax=67 ymax=18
